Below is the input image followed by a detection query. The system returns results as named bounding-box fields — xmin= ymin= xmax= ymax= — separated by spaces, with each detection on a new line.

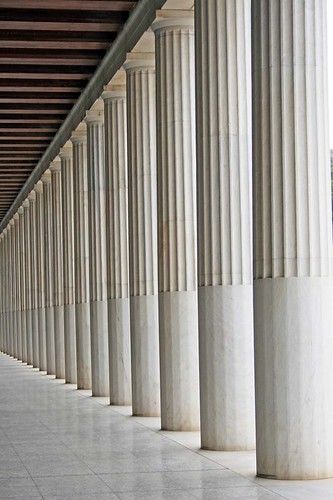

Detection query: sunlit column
xmin=18 ymin=206 xmax=27 ymax=363
xmin=28 ymin=190 xmax=39 ymax=369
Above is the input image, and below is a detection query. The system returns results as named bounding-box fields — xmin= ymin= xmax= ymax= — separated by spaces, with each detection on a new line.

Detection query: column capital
xmin=123 ymin=52 xmax=155 ymax=72
xmin=13 ymin=213 xmax=19 ymax=222
xmin=152 ymin=10 xmax=194 ymax=33
xmin=59 ymin=140 xmax=72 ymax=160
xmin=71 ymin=122 xmax=87 ymax=144
xmin=27 ymin=190 xmax=36 ymax=203
xmin=9 ymin=218 xmax=14 ymax=227
xmin=49 ymin=156 xmax=61 ymax=173
xmin=22 ymin=199 xmax=30 ymax=210
xmin=85 ymin=98 xmax=104 ymax=124
xmin=34 ymin=180 xmax=43 ymax=194
xmin=18 ymin=206 xmax=24 ymax=216
xmin=41 ymin=169 xmax=51 ymax=184
xmin=102 ymin=69 xmax=126 ymax=100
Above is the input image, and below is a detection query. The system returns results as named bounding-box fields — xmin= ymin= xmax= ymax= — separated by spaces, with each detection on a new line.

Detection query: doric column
xmin=23 ymin=199 xmax=33 ymax=365
xmin=18 ymin=206 xmax=27 ymax=363
xmin=252 ymin=0 xmax=333 ymax=479
xmin=195 ymin=0 xmax=255 ymax=450
xmin=60 ymin=142 xmax=77 ymax=384
xmin=28 ymin=191 xmax=39 ymax=368
xmin=85 ymin=99 xmax=109 ymax=397
xmin=14 ymin=214 xmax=21 ymax=360
xmin=11 ymin=218 xmax=18 ymax=359
xmin=50 ymin=157 xmax=65 ymax=380
xmin=71 ymin=123 xmax=92 ymax=389
xmin=42 ymin=170 xmax=55 ymax=376
xmin=35 ymin=181 xmax=47 ymax=372
xmin=0 ymin=233 xmax=3 ymax=352
xmin=124 ymin=53 xmax=160 ymax=416
xmin=103 ymin=71 xmax=132 ymax=405
xmin=8 ymin=220 xmax=15 ymax=357
xmin=152 ymin=10 xmax=200 ymax=431
xmin=2 ymin=228 xmax=8 ymax=354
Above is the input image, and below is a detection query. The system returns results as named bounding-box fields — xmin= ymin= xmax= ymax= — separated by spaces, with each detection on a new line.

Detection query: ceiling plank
xmin=0 ymin=1 xmax=136 ymax=11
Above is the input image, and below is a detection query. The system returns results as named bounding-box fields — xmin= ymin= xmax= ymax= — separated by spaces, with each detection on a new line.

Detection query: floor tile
xmin=34 ymin=474 xmax=112 ymax=497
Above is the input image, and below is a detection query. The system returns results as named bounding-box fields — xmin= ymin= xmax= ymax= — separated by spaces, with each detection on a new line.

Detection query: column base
xmin=159 ymin=290 xmax=200 ymax=431
xmin=45 ymin=306 xmax=55 ymax=375
xmin=255 ymin=276 xmax=333 ymax=480
xmin=198 ymin=284 xmax=255 ymax=451
xmin=31 ymin=309 xmax=39 ymax=369
xmin=38 ymin=308 xmax=47 ymax=372
xmin=108 ymin=297 xmax=132 ymax=405
xmin=130 ymin=295 xmax=160 ymax=417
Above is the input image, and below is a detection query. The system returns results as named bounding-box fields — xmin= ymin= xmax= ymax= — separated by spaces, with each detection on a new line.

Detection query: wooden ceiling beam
xmin=0 ymin=40 xmax=109 ymax=49
xmin=0 ymin=21 xmax=121 ymax=32
xmin=0 ymin=57 xmax=100 ymax=65
xmin=0 ymin=1 xmax=136 ymax=11
xmin=0 ymin=98 xmax=75 ymax=104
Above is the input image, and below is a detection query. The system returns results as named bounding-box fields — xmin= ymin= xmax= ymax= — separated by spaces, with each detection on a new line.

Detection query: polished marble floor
xmin=0 ymin=354 xmax=333 ymax=499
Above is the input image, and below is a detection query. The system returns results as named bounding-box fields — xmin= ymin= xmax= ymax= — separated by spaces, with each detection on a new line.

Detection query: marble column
xmin=2 ymin=228 xmax=8 ymax=355
xmin=11 ymin=218 xmax=18 ymax=359
xmin=35 ymin=181 xmax=47 ymax=372
xmin=124 ymin=53 xmax=160 ymax=416
xmin=60 ymin=142 xmax=77 ymax=384
xmin=103 ymin=72 xmax=132 ymax=405
xmin=8 ymin=220 xmax=15 ymax=357
xmin=14 ymin=214 xmax=21 ymax=361
xmin=50 ymin=157 xmax=66 ymax=380
xmin=0 ymin=233 xmax=3 ymax=352
xmin=252 ymin=0 xmax=333 ymax=479
xmin=18 ymin=206 xmax=27 ymax=363
xmin=152 ymin=11 xmax=200 ymax=431
xmin=71 ymin=123 xmax=92 ymax=389
xmin=28 ymin=191 xmax=39 ymax=369
xmin=42 ymin=170 xmax=55 ymax=376
xmin=23 ymin=199 xmax=34 ymax=365
xmin=195 ymin=0 xmax=255 ymax=450
xmin=86 ymin=100 xmax=109 ymax=397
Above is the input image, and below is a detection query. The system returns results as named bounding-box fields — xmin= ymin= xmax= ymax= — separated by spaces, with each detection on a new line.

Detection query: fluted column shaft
xmin=23 ymin=200 xmax=33 ymax=365
xmin=124 ymin=55 xmax=160 ymax=416
xmin=35 ymin=181 xmax=47 ymax=371
xmin=152 ymin=12 xmax=200 ymax=431
xmin=103 ymin=82 xmax=132 ymax=405
xmin=0 ymin=234 xmax=3 ymax=352
xmin=195 ymin=0 xmax=255 ymax=450
xmin=60 ymin=144 xmax=77 ymax=384
xmin=2 ymin=228 xmax=8 ymax=354
xmin=86 ymin=102 xmax=109 ymax=397
xmin=50 ymin=158 xmax=65 ymax=380
xmin=18 ymin=207 xmax=27 ymax=363
xmin=8 ymin=221 xmax=15 ymax=357
xmin=72 ymin=125 xmax=92 ymax=390
xmin=14 ymin=215 xmax=21 ymax=360
xmin=252 ymin=0 xmax=333 ymax=480
xmin=11 ymin=218 xmax=18 ymax=359
xmin=42 ymin=171 xmax=55 ymax=375
xmin=28 ymin=191 xmax=39 ymax=368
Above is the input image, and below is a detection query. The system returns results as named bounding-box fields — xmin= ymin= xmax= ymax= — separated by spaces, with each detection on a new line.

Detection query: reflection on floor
xmin=0 ymin=354 xmax=332 ymax=499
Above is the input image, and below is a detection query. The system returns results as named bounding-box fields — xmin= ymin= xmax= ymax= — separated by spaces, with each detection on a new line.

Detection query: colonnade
xmin=0 ymin=0 xmax=332 ymax=481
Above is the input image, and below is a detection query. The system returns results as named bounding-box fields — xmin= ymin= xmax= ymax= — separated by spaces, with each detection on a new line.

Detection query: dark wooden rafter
xmin=0 ymin=0 xmax=137 ymax=217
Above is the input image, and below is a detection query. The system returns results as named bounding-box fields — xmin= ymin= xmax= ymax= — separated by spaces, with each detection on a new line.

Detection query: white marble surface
xmin=0 ymin=354 xmax=332 ymax=499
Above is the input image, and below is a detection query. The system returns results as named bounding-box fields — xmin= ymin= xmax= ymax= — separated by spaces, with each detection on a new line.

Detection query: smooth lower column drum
xmin=85 ymin=100 xmax=109 ymax=397
xmin=152 ymin=10 xmax=200 ymax=431
xmin=60 ymin=142 xmax=77 ymax=384
xmin=252 ymin=0 xmax=333 ymax=479
xmin=42 ymin=170 xmax=55 ymax=376
xmin=195 ymin=0 xmax=255 ymax=451
xmin=28 ymin=191 xmax=39 ymax=369
xmin=35 ymin=181 xmax=47 ymax=372
xmin=71 ymin=123 xmax=92 ymax=390
xmin=124 ymin=53 xmax=160 ymax=417
xmin=103 ymin=72 xmax=132 ymax=406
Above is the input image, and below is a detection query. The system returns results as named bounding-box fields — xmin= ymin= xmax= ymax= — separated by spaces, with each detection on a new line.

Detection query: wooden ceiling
xmin=0 ymin=0 xmax=137 ymax=221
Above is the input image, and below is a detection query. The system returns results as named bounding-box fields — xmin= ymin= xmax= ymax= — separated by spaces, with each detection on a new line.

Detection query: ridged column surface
xmin=8 ymin=221 xmax=15 ymax=357
xmin=152 ymin=12 xmax=200 ymax=431
xmin=1 ymin=229 xmax=7 ymax=354
xmin=18 ymin=207 xmax=27 ymax=363
xmin=195 ymin=0 xmax=255 ymax=451
xmin=0 ymin=234 xmax=3 ymax=352
xmin=72 ymin=125 xmax=92 ymax=390
xmin=124 ymin=56 xmax=160 ymax=416
xmin=23 ymin=200 xmax=33 ymax=365
xmin=86 ymin=102 xmax=109 ymax=397
xmin=252 ymin=0 xmax=333 ymax=479
xmin=60 ymin=143 xmax=77 ymax=384
xmin=28 ymin=191 xmax=39 ymax=368
xmin=14 ymin=215 xmax=21 ymax=360
xmin=35 ymin=181 xmax=47 ymax=371
xmin=104 ymin=84 xmax=132 ymax=405
xmin=50 ymin=158 xmax=65 ymax=380
xmin=42 ymin=171 xmax=55 ymax=375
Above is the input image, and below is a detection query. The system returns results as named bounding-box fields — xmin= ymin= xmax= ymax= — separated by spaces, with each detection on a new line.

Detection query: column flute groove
xmin=35 ymin=181 xmax=47 ymax=372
